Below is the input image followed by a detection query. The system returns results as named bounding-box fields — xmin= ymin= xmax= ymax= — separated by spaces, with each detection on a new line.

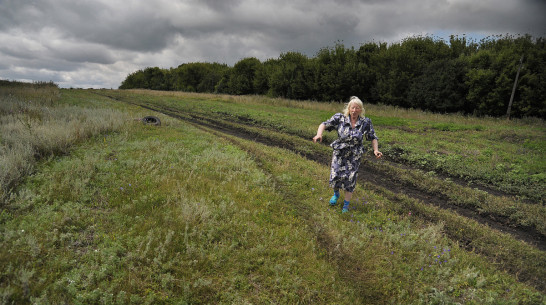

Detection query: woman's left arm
xmin=372 ymin=139 xmax=383 ymax=159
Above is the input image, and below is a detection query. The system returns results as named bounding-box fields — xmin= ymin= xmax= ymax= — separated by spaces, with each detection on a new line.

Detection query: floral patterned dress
xmin=322 ymin=113 xmax=378 ymax=192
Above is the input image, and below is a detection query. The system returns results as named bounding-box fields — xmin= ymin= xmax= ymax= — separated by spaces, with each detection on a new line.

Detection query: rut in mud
xmin=98 ymin=92 xmax=546 ymax=290
xmin=155 ymin=106 xmax=545 ymax=249
xmin=104 ymin=93 xmax=544 ymax=251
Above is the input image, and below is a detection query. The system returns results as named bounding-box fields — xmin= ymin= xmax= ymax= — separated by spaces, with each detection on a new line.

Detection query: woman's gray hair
xmin=343 ymin=96 xmax=365 ymax=117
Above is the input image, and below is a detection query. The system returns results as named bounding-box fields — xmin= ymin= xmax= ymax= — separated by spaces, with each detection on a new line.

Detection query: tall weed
xmin=0 ymin=82 xmax=130 ymax=204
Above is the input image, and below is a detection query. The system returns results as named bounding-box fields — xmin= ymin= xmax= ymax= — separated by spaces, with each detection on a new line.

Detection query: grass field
xmin=1 ymin=84 xmax=544 ymax=304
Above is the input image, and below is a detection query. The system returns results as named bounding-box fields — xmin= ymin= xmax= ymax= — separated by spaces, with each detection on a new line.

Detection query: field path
xmin=96 ymin=91 xmax=545 ymax=291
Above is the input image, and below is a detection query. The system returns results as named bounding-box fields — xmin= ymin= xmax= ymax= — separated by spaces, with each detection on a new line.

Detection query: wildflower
xmin=408 ymin=212 xmax=412 ymax=216
xmin=311 ymin=188 xmax=315 ymax=191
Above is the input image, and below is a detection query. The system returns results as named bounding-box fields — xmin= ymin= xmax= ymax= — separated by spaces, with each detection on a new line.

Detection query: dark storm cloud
xmin=0 ymin=0 xmax=544 ymax=88
xmin=199 ymin=0 xmax=243 ymax=12
xmin=1 ymin=0 xmax=181 ymax=52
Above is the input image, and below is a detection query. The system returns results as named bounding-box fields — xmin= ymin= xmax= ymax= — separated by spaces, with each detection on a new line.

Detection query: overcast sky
xmin=1 ymin=0 xmax=545 ymax=89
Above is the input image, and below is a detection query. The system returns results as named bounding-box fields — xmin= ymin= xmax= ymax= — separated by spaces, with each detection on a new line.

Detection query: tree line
xmin=119 ymin=34 xmax=545 ymax=118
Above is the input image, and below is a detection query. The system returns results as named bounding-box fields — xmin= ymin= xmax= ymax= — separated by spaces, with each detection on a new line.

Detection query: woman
xmin=313 ymin=96 xmax=382 ymax=213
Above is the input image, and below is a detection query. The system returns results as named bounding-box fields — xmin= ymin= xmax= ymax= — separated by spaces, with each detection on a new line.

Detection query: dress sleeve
xmin=364 ymin=118 xmax=379 ymax=141
xmin=322 ymin=113 xmax=342 ymax=132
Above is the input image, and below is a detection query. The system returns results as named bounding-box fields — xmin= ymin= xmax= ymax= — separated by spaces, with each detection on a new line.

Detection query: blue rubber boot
xmin=329 ymin=190 xmax=340 ymax=206
xmin=342 ymin=200 xmax=350 ymax=213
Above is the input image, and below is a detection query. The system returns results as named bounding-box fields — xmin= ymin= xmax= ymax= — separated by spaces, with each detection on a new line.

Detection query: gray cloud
xmin=1 ymin=0 xmax=544 ymax=88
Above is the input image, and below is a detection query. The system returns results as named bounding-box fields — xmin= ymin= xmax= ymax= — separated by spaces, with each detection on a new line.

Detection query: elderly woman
xmin=313 ymin=96 xmax=382 ymax=213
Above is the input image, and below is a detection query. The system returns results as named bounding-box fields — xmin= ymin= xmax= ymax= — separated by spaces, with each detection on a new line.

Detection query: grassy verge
xmin=100 ymin=91 xmax=546 ymax=240
xmin=201 ymin=122 xmax=545 ymax=303
xmin=1 ymin=113 xmax=357 ymax=303
xmin=0 ymin=83 xmax=130 ymax=204
xmin=176 ymin=108 xmax=546 ymax=289
xmin=1 ymin=88 xmax=544 ymax=304
xmin=1 ymin=102 xmax=543 ymax=303
xmin=99 ymin=89 xmax=545 ymax=204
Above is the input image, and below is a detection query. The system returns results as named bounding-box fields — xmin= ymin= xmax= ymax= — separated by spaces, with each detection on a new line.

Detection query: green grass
xmin=1 ymin=87 xmax=544 ymax=304
xmin=100 ymin=89 xmax=546 ymax=204
xmin=95 ymin=89 xmax=545 ymax=237
xmin=1 ymin=119 xmax=351 ymax=303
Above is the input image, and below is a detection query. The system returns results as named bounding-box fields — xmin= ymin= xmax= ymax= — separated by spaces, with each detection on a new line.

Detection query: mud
xmin=177 ymin=108 xmax=546 ymax=251
xmin=100 ymin=92 xmax=545 ymax=251
xmin=96 ymin=96 xmax=546 ymax=251
xmin=96 ymin=92 xmax=546 ymax=292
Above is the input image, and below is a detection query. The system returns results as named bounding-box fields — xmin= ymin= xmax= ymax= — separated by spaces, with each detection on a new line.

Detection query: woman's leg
xmin=329 ymin=189 xmax=340 ymax=205
xmin=342 ymin=191 xmax=352 ymax=213
xmin=344 ymin=191 xmax=353 ymax=202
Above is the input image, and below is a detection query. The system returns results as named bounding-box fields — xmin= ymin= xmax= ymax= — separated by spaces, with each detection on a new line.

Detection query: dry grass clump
xmin=0 ymin=81 xmax=130 ymax=204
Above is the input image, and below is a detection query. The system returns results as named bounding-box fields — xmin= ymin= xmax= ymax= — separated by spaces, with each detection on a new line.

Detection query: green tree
xmin=269 ymin=52 xmax=312 ymax=100
xmin=228 ymin=57 xmax=262 ymax=95
xmin=315 ymin=43 xmax=356 ymax=101
xmin=465 ymin=35 xmax=541 ymax=117
xmin=119 ymin=69 xmax=147 ymax=89
xmin=508 ymin=36 xmax=546 ymax=118
xmin=354 ymin=42 xmax=382 ymax=103
xmin=143 ymin=67 xmax=168 ymax=90
xmin=408 ymin=58 xmax=469 ymax=112
xmin=376 ymin=36 xmax=451 ymax=107
xmin=171 ymin=63 xmax=228 ymax=92
xmin=118 ymin=34 xmax=545 ymax=118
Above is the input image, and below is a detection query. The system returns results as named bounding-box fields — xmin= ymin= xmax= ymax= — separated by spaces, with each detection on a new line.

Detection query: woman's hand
xmin=371 ymin=139 xmax=382 ymax=158
xmin=313 ymin=123 xmax=326 ymax=143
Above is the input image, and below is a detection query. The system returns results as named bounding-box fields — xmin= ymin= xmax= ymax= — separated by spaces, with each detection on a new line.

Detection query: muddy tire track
xmin=206 ymin=130 xmax=385 ymax=302
xmin=99 ymin=93 xmax=545 ymax=250
xmin=174 ymin=105 xmax=546 ymax=293
xmin=96 ymin=92 xmax=546 ymax=291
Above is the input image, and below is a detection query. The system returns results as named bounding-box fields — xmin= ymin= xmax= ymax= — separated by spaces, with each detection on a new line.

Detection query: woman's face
xmin=349 ymin=103 xmax=362 ymax=118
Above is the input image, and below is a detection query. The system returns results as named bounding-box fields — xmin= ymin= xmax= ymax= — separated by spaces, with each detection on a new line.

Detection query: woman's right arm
xmin=313 ymin=123 xmax=326 ymax=143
